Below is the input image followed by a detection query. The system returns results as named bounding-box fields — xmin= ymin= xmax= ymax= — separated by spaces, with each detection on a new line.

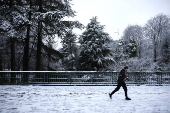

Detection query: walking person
xmin=109 ymin=66 xmax=131 ymax=100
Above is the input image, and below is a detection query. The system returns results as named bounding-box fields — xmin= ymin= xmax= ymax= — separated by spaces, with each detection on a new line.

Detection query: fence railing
xmin=0 ymin=71 xmax=170 ymax=85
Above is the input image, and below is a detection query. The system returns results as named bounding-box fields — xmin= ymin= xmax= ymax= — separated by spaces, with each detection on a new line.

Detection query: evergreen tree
xmin=122 ymin=25 xmax=141 ymax=58
xmin=0 ymin=0 xmax=29 ymax=72
xmin=0 ymin=0 xmax=29 ymax=83
xmin=78 ymin=17 xmax=114 ymax=71
xmin=61 ymin=30 xmax=78 ymax=70
xmin=35 ymin=0 xmax=83 ymax=70
xmin=115 ymin=39 xmax=125 ymax=61
xmin=0 ymin=0 xmax=83 ymax=72
xmin=126 ymin=40 xmax=137 ymax=58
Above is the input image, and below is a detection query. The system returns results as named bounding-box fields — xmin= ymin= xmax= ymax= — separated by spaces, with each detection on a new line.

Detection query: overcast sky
xmin=69 ymin=0 xmax=170 ymax=40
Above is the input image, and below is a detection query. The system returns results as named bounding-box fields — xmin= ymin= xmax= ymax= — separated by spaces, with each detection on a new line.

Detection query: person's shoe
xmin=125 ymin=97 xmax=131 ymax=100
xmin=109 ymin=93 xmax=112 ymax=99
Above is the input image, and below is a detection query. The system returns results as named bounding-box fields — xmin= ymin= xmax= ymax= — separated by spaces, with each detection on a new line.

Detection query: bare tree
xmin=122 ymin=25 xmax=143 ymax=58
xmin=161 ymin=32 xmax=170 ymax=70
xmin=144 ymin=14 xmax=170 ymax=62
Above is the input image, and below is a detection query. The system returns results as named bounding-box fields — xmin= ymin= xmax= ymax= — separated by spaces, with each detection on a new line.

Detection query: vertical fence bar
xmin=69 ymin=72 xmax=72 ymax=85
xmin=0 ymin=72 xmax=4 ymax=84
xmin=111 ymin=72 xmax=113 ymax=85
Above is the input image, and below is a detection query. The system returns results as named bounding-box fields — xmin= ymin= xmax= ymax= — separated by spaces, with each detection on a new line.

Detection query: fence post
xmin=24 ymin=72 xmax=28 ymax=84
xmin=112 ymin=72 xmax=116 ymax=85
xmin=90 ymin=73 xmax=92 ymax=84
xmin=0 ymin=72 xmax=4 ymax=84
xmin=44 ymin=72 xmax=49 ymax=83
xmin=156 ymin=72 xmax=162 ymax=85
xmin=68 ymin=72 xmax=72 ymax=85
xmin=22 ymin=72 xmax=25 ymax=84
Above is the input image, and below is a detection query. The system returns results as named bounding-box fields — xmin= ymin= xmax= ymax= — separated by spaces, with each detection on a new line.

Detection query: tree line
xmin=114 ymin=14 xmax=170 ymax=71
xmin=0 ymin=0 xmax=170 ymax=71
xmin=0 ymin=0 xmax=83 ymax=71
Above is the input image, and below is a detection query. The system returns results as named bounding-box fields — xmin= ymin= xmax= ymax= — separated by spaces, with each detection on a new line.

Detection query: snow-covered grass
xmin=0 ymin=85 xmax=170 ymax=113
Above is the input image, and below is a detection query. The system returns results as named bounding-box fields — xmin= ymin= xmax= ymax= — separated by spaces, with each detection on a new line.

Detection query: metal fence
xmin=0 ymin=71 xmax=170 ymax=85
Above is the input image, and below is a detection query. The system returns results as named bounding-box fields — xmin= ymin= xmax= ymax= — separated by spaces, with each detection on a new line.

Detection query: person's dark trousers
xmin=110 ymin=80 xmax=128 ymax=98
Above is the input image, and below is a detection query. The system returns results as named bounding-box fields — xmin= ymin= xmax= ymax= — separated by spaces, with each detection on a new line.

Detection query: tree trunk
xmin=11 ymin=38 xmax=15 ymax=71
xmin=11 ymin=38 xmax=16 ymax=83
xmin=23 ymin=0 xmax=32 ymax=71
xmin=47 ymin=50 xmax=50 ymax=71
xmin=0 ymin=54 xmax=2 ymax=71
xmin=23 ymin=25 xmax=30 ymax=71
xmin=9 ymin=0 xmax=16 ymax=83
xmin=153 ymin=35 xmax=157 ymax=62
xmin=36 ymin=22 xmax=42 ymax=71
xmin=36 ymin=0 xmax=43 ymax=71
xmin=23 ymin=0 xmax=32 ymax=83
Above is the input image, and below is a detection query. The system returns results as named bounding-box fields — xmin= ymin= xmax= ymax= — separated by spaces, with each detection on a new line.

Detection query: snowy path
xmin=0 ymin=85 xmax=170 ymax=113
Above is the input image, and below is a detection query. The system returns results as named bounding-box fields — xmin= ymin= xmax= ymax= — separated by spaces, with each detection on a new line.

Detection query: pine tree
xmin=0 ymin=0 xmax=29 ymax=83
xmin=115 ymin=39 xmax=124 ymax=61
xmin=0 ymin=0 xmax=83 ymax=72
xmin=61 ymin=30 xmax=78 ymax=70
xmin=78 ymin=17 xmax=114 ymax=71
xmin=126 ymin=40 xmax=137 ymax=58
xmin=35 ymin=0 xmax=83 ymax=71
xmin=122 ymin=25 xmax=142 ymax=58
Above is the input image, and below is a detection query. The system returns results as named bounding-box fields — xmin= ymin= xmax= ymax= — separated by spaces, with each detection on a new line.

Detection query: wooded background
xmin=0 ymin=0 xmax=170 ymax=71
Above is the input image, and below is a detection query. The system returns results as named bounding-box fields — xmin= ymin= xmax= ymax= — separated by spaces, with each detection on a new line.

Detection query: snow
xmin=0 ymin=20 xmax=11 ymax=31
xmin=0 ymin=85 xmax=170 ymax=113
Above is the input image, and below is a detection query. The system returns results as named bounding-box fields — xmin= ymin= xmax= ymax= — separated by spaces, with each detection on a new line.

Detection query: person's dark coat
xmin=118 ymin=69 xmax=127 ymax=81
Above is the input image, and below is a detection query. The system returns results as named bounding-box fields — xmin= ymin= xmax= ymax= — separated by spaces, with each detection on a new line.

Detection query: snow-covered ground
xmin=0 ymin=85 xmax=170 ymax=113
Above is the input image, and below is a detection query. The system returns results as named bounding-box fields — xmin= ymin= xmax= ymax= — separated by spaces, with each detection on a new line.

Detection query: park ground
xmin=0 ymin=85 xmax=170 ymax=113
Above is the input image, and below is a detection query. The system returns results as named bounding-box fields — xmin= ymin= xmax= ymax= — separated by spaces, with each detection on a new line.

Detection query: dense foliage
xmin=0 ymin=0 xmax=169 ymax=72
xmin=78 ymin=17 xmax=114 ymax=71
